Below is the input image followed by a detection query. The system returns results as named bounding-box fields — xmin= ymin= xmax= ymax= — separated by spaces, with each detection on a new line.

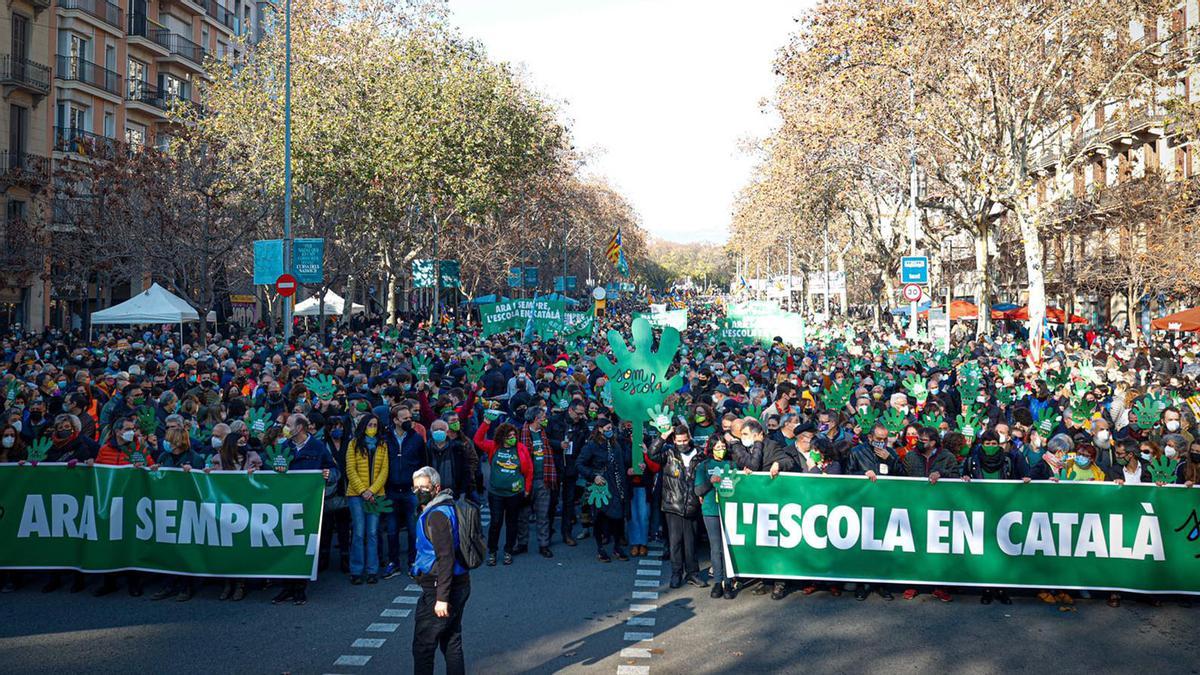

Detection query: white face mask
xmin=120 ymin=430 xmax=136 ymax=443
xmin=11 ymin=421 xmax=21 ymax=433
xmin=998 ymin=433 xmax=1009 ymax=443
xmin=211 ymin=436 xmax=223 ymax=448
xmin=1165 ymin=447 xmax=1178 ymax=459
xmin=1 ymin=436 xmax=13 ymax=448
xmin=1165 ymin=420 xmax=1180 ymax=432
xmin=740 ymin=436 xmax=756 ymax=447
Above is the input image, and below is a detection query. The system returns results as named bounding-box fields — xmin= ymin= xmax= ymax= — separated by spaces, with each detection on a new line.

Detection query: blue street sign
xmin=253 ymin=239 xmax=284 ymax=285
xmin=900 ymin=256 xmax=929 ymax=285
xmin=523 ymin=267 xmax=539 ymax=288
xmin=554 ymin=276 xmax=577 ymax=292
xmin=508 ymin=267 xmax=522 ymax=288
xmin=292 ymin=238 xmax=325 ymax=284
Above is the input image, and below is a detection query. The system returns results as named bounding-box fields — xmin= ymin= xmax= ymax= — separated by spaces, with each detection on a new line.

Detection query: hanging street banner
xmin=633 ymin=309 xmax=687 ymax=331
xmin=412 ymin=260 xmax=461 ymax=289
xmin=292 ymin=238 xmax=326 ymax=285
xmin=716 ymin=303 xmax=805 ymax=347
xmin=719 ymin=474 xmax=1200 ymax=594
xmin=0 ymin=465 xmax=325 ymax=580
xmin=253 ymin=239 xmax=284 ymax=285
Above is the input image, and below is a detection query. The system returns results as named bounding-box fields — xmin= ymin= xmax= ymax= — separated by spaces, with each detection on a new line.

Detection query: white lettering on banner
xmin=861 ymin=507 xmax=883 ymax=551
xmin=282 ymin=503 xmax=307 ymax=546
xmin=110 ymin=497 xmax=123 ymax=540
xmin=1074 ymin=513 xmax=1107 ymax=557
xmin=218 ymin=503 xmax=250 ymax=547
xmin=251 ymin=503 xmax=282 ymax=548
xmin=927 ymin=510 xmax=951 ymax=554
xmin=882 ymin=509 xmax=915 ymax=552
xmin=51 ymin=494 xmax=80 ymax=538
xmin=993 ymin=511 xmax=1162 ymax=561
xmin=155 ymin=499 xmax=179 ymax=544
xmin=779 ymin=504 xmax=803 ymax=548
xmin=135 ymin=497 xmax=154 ymax=541
xmin=756 ymin=504 xmax=779 ymax=547
xmin=17 ymin=494 xmax=49 ymax=538
xmin=801 ymin=504 xmax=829 ymax=549
xmin=1052 ymin=512 xmax=1078 ymax=555
xmin=996 ymin=512 xmax=1023 ymax=555
xmin=952 ymin=511 xmax=984 ymax=556
xmin=828 ymin=505 xmax=859 ymax=550
xmin=1022 ymin=512 xmax=1054 ymax=556
xmin=179 ymin=501 xmax=219 ymax=546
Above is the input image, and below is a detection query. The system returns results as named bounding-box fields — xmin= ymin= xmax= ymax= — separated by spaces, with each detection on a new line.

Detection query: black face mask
xmin=1190 ymin=451 xmax=1200 ymax=463
xmin=400 ymin=420 xmax=414 ymax=433
xmin=415 ymin=487 xmax=435 ymax=507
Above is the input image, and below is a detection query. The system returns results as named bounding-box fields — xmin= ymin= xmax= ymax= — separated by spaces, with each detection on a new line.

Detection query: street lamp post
xmin=281 ymin=0 xmax=293 ymax=341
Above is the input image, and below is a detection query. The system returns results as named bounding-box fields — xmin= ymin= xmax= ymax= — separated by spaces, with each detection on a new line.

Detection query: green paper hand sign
xmin=191 ymin=423 xmax=214 ymax=446
xmin=4 ymin=378 xmax=19 ymax=405
xmin=594 ymin=317 xmax=683 ymax=475
xmin=585 ymin=483 xmax=611 ymax=508
xmin=26 ymin=437 xmax=51 ymax=464
xmin=136 ymin=406 xmax=157 ymax=436
xmin=304 ymin=374 xmax=337 ymax=401
xmin=743 ymin=403 xmax=764 ymax=420
xmin=1071 ymin=399 xmax=1096 ymax=424
xmin=997 ymin=363 xmax=1015 ymax=382
xmin=364 ymin=496 xmax=395 ymax=514
xmin=1074 ymin=358 xmax=1099 ymax=384
xmin=264 ymin=444 xmax=293 ymax=472
xmin=647 ymin=405 xmax=673 ymax=434
xmin=714 ymin=465 xmax=740 ymax=499
xmin=821 ymin=380 xmax=854 ymax=412
xmin=850 ymin=358 xmax=867 ymax=373
xmin=1044 ymin=368 xmax=1071 ymax=391
xmin=551 ymin=391 xmax=571 ymax=411
xmin=465 ymin=356 xmax=487 ymax=383
xmin=1033 ymin=407 xmax=1058 ymax=437
xmin=121 ymin=446 xmax=147 ymax=466
xmin=483 ymin=408 xmax=503 ymax=423
xmin=996 ymin=387 xmax=1016 ymax=406
xmin=902 ymin=374 xmax=928 ymax=404
xmin=918 ymin=409 xmax=942 ymax=430
xmin=411 ymin=355 xmax=433 ymax=382
xmin=998 ymin=343 xmax=1017 ymax=359
xmin=1133 ymin=396 xmax=1166 ymax=430
xmin=880 ymin=408 xmax=907 ymax=435
xmin=1147 ymin=456 xmax=1179 ymax=484
xmin=956 ymin=408 xmax=983 ymax=440
xmin=1070 ymin=380 xmax=1091 ymax=402
xmin=245 ymin=407 xmax=273 ymax=437
xmin=855 ymin=406 xmax=880 ymax=432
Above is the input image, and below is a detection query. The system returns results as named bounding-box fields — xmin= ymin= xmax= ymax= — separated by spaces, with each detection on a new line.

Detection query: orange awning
xmin=919 ymin=300 xmax=979 ymax=320
xmin=1003 ymin=306 xmax=1087 ymax=324
xmin=1151 ymin=307 xmax=1200 ymax=332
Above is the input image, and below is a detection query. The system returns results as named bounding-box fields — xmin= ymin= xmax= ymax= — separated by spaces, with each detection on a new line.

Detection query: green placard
xmin=0 ymin=465 xmax=325 ymax=579
xmin=633 ymin=309 xmax=687 ymax=331
xmin=720 ymin=474 xmax=1200 ymax=594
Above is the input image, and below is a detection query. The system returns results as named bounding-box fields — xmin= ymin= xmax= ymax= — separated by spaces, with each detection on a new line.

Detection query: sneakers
xmin=855 ymin=587 xmax=869 ymax=601
xmin=351 ymin=576 xmax=364 ymax=586
xmin=669 ymin=573 xmax=682 ymax=589
xmin=486 ymin=553 xmax=497 ymax=567
xmin=272 ymin=587 xmax=295 ymax=604
xmin=770 ymin=582 xmax=786 ymax=600
xmin=980 ymin=589 xmax=993 ymax=605
xmin=614 ymin=549 xmax=629 ymax=562
xmin=878 ymin=588 xmax=894 ymax=601
xmin=175 ymin=589 xmax=193 ymax=602
xmin=995 ymin=589 xmax=1011 ymax=605
xmin=219 ymin=581 xmax=235 ymax=601
xmin=1054 ymin=591 xmax=1073 ymax=605
xmin=754 ymin=583 xmax=770 ymax=595
xmin=597 ymin=551 xmax=611 ymax=563
xmin=231 ymin=583 xmax=246 ymax=601
xmin=293 ymin=589 xmax=307 ymax=605
xmin=902 ymin=588 xmax=918 ymax=600
xmin=503 ymin=553 xmax=513 ymax=565
xmin=366 ymin=575 xmax=378 ymax=585
xmin=539 ymin=547 xmax=554 ymax=559
xmin=931 ymin=588 xmax=952 ymax=603
xmin=382 ymin=563 xmax=399 ymax=580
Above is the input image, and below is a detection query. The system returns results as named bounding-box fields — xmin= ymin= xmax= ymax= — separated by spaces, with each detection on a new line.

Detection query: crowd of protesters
xmin=1 ymin=298 xmax=1198 ymax=611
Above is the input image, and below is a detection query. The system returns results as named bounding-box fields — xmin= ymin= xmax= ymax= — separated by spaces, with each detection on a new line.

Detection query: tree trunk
xmin=1127 ymin=283 xmax=1142 ymax=346
xmin=1017 ymin=209 xmax=1047 ymax=364
xmin=342 ymin=277 xmax=356 ymax=326
xmin=974 ymin=233 xmax=992 ymax=337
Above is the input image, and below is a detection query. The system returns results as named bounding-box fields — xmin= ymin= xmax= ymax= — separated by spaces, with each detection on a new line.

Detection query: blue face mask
xmin=331 ymin=428 xmax=343 ymax=439
xmin=1074 ymin=455 xmax=1091 ymax=468
xmin=431 ymin=430 xmax=447 ymax=443
xmin=602 ymin=429 xmax=614 ymax=439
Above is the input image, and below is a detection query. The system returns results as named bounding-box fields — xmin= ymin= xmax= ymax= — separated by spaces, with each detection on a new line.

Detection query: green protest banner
xmin=0 ymin=465 xmax=325 ymax=579
xmin=717 ymin=304 xmax=805 ymax=347
xmin=720 ymin=474 xmax=1200 ymax=594
xmin=480 ymin=299 xmax=576 ymax=338
xmin=633 ymin=309 xmax=688 ymax=331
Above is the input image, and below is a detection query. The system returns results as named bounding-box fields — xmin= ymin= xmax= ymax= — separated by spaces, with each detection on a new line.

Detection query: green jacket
xmin=693 ymin=457 xmax=736 ymax=517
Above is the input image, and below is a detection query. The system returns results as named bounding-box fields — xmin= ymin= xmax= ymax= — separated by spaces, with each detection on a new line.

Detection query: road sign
xmin=292 ymin=238 xmax=325 ymax=284
xmin=554 ymin=275 xmax=577 ymax=292
xmin=275 ymin=273 xmax=297 ymax=297
xmin=902 ymin=283 xmax=922 ymax=302
xmin=900 ymin=256 xmax=929 ymax=285
xmin=592 ymin=286 xmax=606 ymax=300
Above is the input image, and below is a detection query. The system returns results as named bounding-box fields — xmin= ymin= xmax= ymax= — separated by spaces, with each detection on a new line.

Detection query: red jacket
xmin=473 ymin=420 xmax=534 ymax=496
xmin=96 ymin=440 xmax=156 ymax=466
xmin=417 ymin=386 xmax=477 ymax=430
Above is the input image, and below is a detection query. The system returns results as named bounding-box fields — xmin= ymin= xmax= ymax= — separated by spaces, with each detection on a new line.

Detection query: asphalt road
xmin=2 ymin=517 xmax=1197 ymax=675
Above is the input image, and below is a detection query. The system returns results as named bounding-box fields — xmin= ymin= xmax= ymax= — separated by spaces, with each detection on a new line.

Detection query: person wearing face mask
xmin=516 ymin=407 xmax=557 ymax=558
xmin=959 ymin=429 xmax=1030 ymax=605
xmin=899 ymin=428 xmax=959 ymax=602
xmin=474 ymin=418 xmax=534 ymax=566
xmin=426 ymin=419 xmax=475 ymax=502
xmin=577 ymin=418 xmax=633 ymax=564
xmin=1153 ymin=407 xmax=1193 ymax=446
xmin=548 ymin=400 xmax=590 ymax=546
xmin=1177 ymin=440 xmax=1200 ymax=487
xmin=272 ymin=413 xmax=338 ymax=605
xmin=848 ymin=423 xmax=901 ymax=601
xmin=647 ymin=424 xmax=707 ymax=588
xmin=0 ymin=423 xmax=26 ymax=462
xmin=1108 ymin=440 xmax=1147 ymax=485
xmin=693 ymin=435 xmax=737 ymax=600
xmin=345 ymin=414 xmax=389 ymax=585
xmin=384 ymin=406 xmax=430 ymax=576
xmin=689 ymin=403 xmax=717 ymax=449
xmin=93 ymin=417 xmax=155 ymax=598
xmin=409 ymin=466 xmax=471 ymax=675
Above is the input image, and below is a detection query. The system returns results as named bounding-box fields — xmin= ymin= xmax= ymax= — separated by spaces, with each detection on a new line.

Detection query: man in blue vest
xmin=410 ymin=466 xmax=470 ymax=675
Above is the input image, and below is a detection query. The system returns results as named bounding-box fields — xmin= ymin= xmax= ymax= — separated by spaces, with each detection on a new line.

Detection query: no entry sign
xmin=275 ymin=273 xmax=297 ymax=297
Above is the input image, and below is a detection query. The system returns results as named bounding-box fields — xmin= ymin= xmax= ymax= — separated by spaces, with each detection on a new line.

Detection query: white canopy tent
xmin=293 ymin=290 xmax=364 ymax=317
xmin=89 ymin=283 xmax=214 ymax=339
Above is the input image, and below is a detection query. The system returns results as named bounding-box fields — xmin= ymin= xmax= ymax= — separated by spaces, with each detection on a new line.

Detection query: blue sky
xmin=449 ymin=0 xmax=808 ymax=244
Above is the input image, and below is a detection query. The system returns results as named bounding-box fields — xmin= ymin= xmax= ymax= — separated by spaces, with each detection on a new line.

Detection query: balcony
xmin=158 ymin=32 xmax=206 ymax=67
xmin=58 ymin=0 xmax=123 ymax=31
xmin=128 ymin=14 xmax=172 ymax=55
xmin=0 ymin=151 xmax=50 ymax=189
xmin=56 ymin=55 xmax=122 ymax=96
xmin=203 ymin=0 xmax=238 ymax=33
xmin=0 ymin=55 xmax=51 ymax=97
xmin=53 ymin=126 xmax=122 ymax=157
xmin=126 ymin=79 xmax=195 ymax=116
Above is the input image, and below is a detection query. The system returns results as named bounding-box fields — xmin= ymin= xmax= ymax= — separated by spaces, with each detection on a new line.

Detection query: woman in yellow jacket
xmin=346 ymin=413 xmax=388 ymax=585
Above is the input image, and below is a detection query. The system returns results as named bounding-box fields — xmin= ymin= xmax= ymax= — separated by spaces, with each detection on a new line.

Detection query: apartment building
xmin=0 ymin=0 xmax=261 ymax=330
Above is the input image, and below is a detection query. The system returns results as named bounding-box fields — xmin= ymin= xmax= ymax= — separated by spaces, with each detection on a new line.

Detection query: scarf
xmin=52 ymin=430 xmax=80 ymax=449
xmin=979 ymin=449 xmax=1006 ymax=473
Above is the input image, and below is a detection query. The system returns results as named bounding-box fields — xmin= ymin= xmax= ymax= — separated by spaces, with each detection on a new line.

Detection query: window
xmin=56 ymin=101 xmax=90 ymax=132
xmin=124 ymin=123 xmax=146 ymax=147
xmin=7 ymin=199 xmax=26 ymax=222
xmin=161 ymin=73 xmax=188 ymax=101
xmin=202 ymin=26 xmax=210 ymax=51
xmin=12 ymin=14 xmax=29 ymax=59
xmin=9 ymin=104 xmax=28 ymax=156
xmin=128 ymin=58 xmax=146 ymax=97
xmin=103 ymin=111 xmax=115 ymax=138
xmin=105 ymin=44 xmax=116 ymax=72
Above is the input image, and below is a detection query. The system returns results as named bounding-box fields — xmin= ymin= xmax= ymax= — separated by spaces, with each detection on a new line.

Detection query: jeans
xmin=385 ymin=489 xmax=419 ymax=567
xmin=412 ymin=578 xmax=470 ymax=675
xmin=665 ymin=512 xmax=699 ymax=576
xmin=348 ymin=496 xmax=381 ymax=576
xmin=517 ymin=484 xmax=552 ymax=548
xmin=627 ymin=487 xmax=649 ymax=546
xmin=487 ymin=493 xmax=522 ymax=554
xmin=703 ymin=515 xmax=726 ymax=583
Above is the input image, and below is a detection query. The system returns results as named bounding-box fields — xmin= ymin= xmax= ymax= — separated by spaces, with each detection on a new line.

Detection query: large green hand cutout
xmin=743 ymin=403 xmax=764 ymax=420
xmin=880 ymin=408 xmax=907 ymax=435
xmin=1033 ymin=407 xmax=1058 ymax=437
xmin=264 ymin=443 xmax=293 ymax=471
xmin=136 ymin=406 xmax=157 ymax=436
xmin=821 ymin=381 xmax=854 ymax=411
xmin=647 ymin=405 xmax=673 ymax=434
xmin=855 ymin=406 xmax=880 ymax=432
xmin=1133 ymin=396 xmax=1165 ymax=430
xmin=411 ymin=355 xmax=433 ymax=382
xmin=245 ymin=407 xmax=273 ymax=437
xmin=1147 ymin=456 xmax=1178 ymax=484
xmin=956 ymin=407 xmax=983 ymax=441
xmin=585 ymin=483 xmax=611 ymax=508
xmin=364 ymin=496 xmax=394 ymax=514
xmin=551 ymin=391 xmax=571 ymax=411
xmin=465 ymin=356 xmax=487 ymax=383
xmin=304 ymin=374 xmax=337 ymax=401
xmin=594 ymin=317 xmax=683 ymax=475
xmin=26 ymin=437 xmax=51 ymax=464
xmin=1070 ymin=399 xmax=1096 ymax=424
xmin=918 ymin=409 xmax=942 ymax=430
xmin=902 ymin=375 xmax=928 ymax=404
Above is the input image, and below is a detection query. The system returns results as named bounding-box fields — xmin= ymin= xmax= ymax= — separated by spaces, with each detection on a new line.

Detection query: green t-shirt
xmin=489 ymin=443 xmax=524 ymax=497
xmin=529 ymin=432 xmax=546 ymax=477
xmin=691 ymin=425 xmax=714 ymax=449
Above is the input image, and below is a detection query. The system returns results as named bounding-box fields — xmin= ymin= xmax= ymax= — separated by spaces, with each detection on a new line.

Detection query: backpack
xmin=453 ymin=495 xmax=487 ymax=570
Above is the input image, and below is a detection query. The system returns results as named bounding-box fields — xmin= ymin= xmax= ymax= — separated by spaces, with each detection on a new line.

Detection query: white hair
xmin=412 ymin=466 xmax=441 ymax=487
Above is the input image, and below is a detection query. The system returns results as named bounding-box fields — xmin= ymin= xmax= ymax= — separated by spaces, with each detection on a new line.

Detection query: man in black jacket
xmin=648 ymin=425 xmax=707 ymax=589
xmin=733 ymin=418 xmax=801 ymax=599
xmin=548 ymin=399 xmax=590 ymax=545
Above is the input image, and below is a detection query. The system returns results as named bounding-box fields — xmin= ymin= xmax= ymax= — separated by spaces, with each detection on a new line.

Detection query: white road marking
xmin=623 ymin=632 xmax=654 ymax=642
xmin=621 ymin=647 xmax=652 ymax=659
xmin=405 ymin=584 xmax=421 ymax=592
xmin=333 ymin=655 xmax=371 ymax=666
xmin=380 ymin=609 xmax=411 ymax=618
xmin=351 ymin=638 xmax=386 ymax=648
xmin=365 ymin=623 xmax=399 ymax=633
xmin=626 ymin=617 xmax=656 ymax=627
xmin=617 ymin=666 xmax=650 ymax=675
xmin=638 ymin=559 xmax=663 ymax=567
xmin=629 ymin=604 xmax=657 ymax=613
xmin=631 ymin=591 xmax=659 ymax=599
xmin=392 ymin=595 xmax=419 ymax=604
xmin=634 ymin=580 xmax=660 ymax=587
xmin=636 ymin=569 xmax=662 ymax=576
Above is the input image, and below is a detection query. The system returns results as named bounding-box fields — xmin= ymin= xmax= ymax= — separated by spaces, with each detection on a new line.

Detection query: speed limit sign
xmin=902 ymin=283 xmax=922 ymax=302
